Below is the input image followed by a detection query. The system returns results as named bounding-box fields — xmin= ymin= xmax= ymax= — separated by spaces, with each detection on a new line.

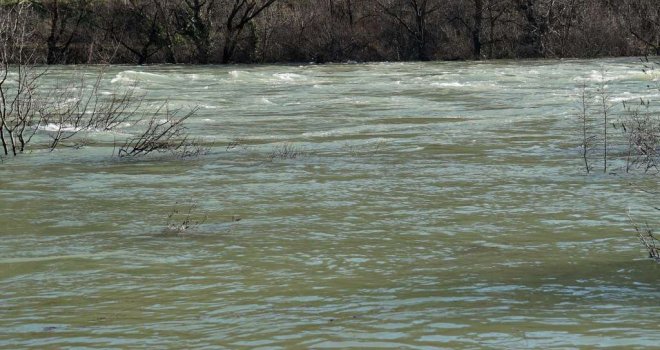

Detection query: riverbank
xmin=1 ymin=0 xmax=657 ymax=65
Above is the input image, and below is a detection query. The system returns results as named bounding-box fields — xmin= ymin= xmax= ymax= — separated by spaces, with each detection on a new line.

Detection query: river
xmin=1 ymin=58 xmax=659 ymax=349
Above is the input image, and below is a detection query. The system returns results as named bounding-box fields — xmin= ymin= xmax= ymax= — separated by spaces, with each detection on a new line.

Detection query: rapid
xmin=1 ymin=58 xmax=659 ymax=349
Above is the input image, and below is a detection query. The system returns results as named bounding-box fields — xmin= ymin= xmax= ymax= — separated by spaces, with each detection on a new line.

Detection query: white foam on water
xmin=110 ymin=71 xmax=134 ymax=84
xmin=430 ymin=81 xmax=500 ymax=90
xmin=39 ymin=123 xmax=134 ymax=136
xmin=228 ymin=70 xmax=248 ymax=79
xmin=431 ymin=82 xmax=466 ymax=88
xmin=111 ymin=70 xmax=167 ymax=84
xmin=610 ymin=91 xmax=660 ymax=103
xmin=41 ymin=123 xmax=83 ymax=132
xmin=260 ymin=97 xmax=276 ymax=105
xmin=302 ymin=124 xmax=415 ymax=138
xmin=273 ymin=73 xmax=306 ymax=82
xmin=399 ymin=146 xmax=425 ymax=152
xmin=577 ymin=69 xmax=652 ymax=83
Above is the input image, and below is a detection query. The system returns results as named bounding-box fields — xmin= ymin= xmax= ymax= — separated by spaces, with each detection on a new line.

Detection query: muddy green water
xmin=1 ymin=58 xmax=659 ymax=349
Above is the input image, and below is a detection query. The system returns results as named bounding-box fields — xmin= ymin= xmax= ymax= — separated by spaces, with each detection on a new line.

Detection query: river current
xmin=1 ymin=58 xmax=659 ymax=349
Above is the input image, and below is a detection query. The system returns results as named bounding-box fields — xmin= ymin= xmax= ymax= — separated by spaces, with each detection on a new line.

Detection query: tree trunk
xmin=472 ymin=0 xmax=483 ymax=59
xmin=0 ymin=126 xmax=8 ymax=156
xmin=517 ymin=0 xmax=544 ymax=57
xmin=222 ymin=32 xmax=238 ymax=64
xmin=46 ymin=0 xmax=60 ymax=64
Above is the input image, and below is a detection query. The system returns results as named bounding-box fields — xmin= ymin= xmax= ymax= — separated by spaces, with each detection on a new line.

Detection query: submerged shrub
xmin=116 ymin=105 xmax=202 ymax=159
xmin=268 ymin=142 xmax=307 ymax=160
xmin=164 ymin=200 xmax=207 ymax=235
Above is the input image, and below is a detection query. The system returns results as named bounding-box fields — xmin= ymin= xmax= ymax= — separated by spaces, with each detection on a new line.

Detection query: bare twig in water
xmin=41 ymin=70 xmax=144 ymax=151
xmin=596 ymin=70 xmax=614 ymax=173
xmin=576 ymin=82 xmax=595 ymax=173
xmin=226 ymin=137 xmax=248 ymax=151
xmin=628 ymin=213 xmax=660 ymax=262
xmin=342 ymin=140 xmax=387 ymax=157
xmin=268 ymin=142 xmax=306 ymax=160
xmin=0 ymin=3 xmax=148 ymax=156
xmin=117 ymin=104 xmax=199 ymax=158
xmin=619 ymin=98 xmax=660 ymax=173
xmin=165 ymin=200 xmax=207 ymax=234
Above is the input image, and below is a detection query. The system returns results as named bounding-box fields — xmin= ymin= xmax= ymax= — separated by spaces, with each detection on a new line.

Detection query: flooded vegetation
xmin=1 ymin=58 xmax=659 ymax=348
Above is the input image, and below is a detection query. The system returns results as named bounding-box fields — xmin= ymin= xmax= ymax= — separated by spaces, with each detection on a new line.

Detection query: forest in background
xmin=0 ymin=0 xmax=658 ymax=64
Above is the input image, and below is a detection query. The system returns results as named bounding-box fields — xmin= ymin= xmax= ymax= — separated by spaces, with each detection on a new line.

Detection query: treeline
xmin=1 ymin=0 xmax=658 ymax=64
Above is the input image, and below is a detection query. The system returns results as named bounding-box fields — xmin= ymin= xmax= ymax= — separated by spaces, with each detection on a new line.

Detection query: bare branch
xmin=117 ymin=104 xmax=199 ymax=158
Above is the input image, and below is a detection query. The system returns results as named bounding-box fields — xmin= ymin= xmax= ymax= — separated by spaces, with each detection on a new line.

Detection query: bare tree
xmin=39 ymin=71 xmax=144 ymax=150
xmin=447 ymin=0 xmax=491 ymax=59
xmin=471 ymin=0 xmax=483 ymax=59
xmin=31 ymin=0 xmax=92 ymax=64
xmin=625 ymin=0 xmax=660 ymax=55
xmin=0 ymin=4 xmax=44 ymax=156
xmin=483 ymin=0 xmax=515 ymax=58
xmin=1 ymin=2 xmax=198 ymax=158
xmin=515 ymin=0 xmax=539 ymax=56
xmin=220 ymin=0 xmax=279 ymax=63
xmin=174 ymin=0 xmax=215 ymax=64
xmin=377 ymin=0 xmax=442 ymax=61
xmin=152 ymin=0 xmax=180 ymax=64
xmin=102 ymin=0 xmax=176 ymax=64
